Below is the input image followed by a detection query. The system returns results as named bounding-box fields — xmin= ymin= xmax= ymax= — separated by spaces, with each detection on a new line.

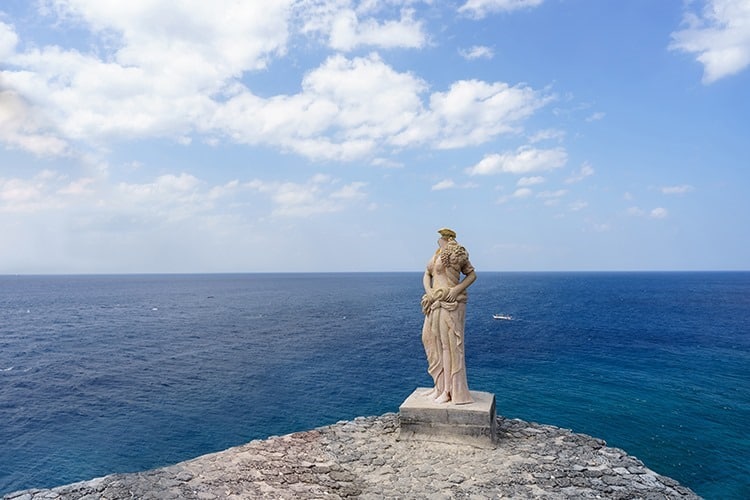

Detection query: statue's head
xmin=437 ymin=227 xmax=456 ymax=240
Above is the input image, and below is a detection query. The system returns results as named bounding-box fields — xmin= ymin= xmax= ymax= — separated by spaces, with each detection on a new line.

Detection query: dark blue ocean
xmin=1 ymin=273 xmax=748 ymax=498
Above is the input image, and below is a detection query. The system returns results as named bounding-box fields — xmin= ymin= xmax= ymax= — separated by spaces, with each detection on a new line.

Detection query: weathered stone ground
xmin=4 ymin=413 xmax=700 ymax=499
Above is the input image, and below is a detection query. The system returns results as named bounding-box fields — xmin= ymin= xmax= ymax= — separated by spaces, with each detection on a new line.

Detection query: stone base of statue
xmin=398 ymin=387 xmax=497 ymax=448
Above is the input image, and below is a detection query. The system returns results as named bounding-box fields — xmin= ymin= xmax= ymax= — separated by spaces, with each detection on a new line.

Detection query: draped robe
xmin=421 ymin=245 xmax=475 ymax=404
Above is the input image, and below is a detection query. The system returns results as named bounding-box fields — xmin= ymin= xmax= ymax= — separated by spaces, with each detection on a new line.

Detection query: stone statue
xmin=420 ymin=228 xmax=477 ymax=404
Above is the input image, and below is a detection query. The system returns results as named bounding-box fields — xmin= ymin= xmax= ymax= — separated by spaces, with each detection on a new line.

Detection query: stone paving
xmin=3 ymin=413 xmax=700 ymax=499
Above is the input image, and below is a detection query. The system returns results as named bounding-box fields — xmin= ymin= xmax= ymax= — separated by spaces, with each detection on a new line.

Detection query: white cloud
xmin=0 ymin=90 xmax=69 ymax=156
xmin=216 ymin=57 xmax=551 ymax=160
xmin=497 ymin=186 xmax=535 ymax=203
xmin=207 ymin=180 xmax=241 ymax=201
xmin=119 ymin=173 xmax=201 ymax=198
xmin=627 ymin=206 xmax=646 ymax=217
xmin=537 ymin=189 xmax=567 ymax=199
xmin=115 ymin=173 xmax=208 ymax=221
xmin=297 ymin=2 xmax=427 ymax=51
xmin=0 ymin=170 xmax=78 ymax=213
xmin=421 ymin=80 xmax=553 ymax=149
xmin=41 ymin=0 xmax=291 ymax=73
xmin=650 ymin=207 xmax=668 ymax=219
xmin=0 ymin=20 xmax=18 ymax=59
xmin=0 ymin=175 xmax=45 ymax=212
xmin=328 ymin=8 xmax=426 ymax=51
xmin=528 ymin=128 xmax=565 ymax=143
xmin=565 ymin=162 xmax=594 ymax=184
xmin=331 ymin=181 xmax=367 ymax=199
xmin=355 ymin=0 xmax=429 ymax=14
xmin=246 ymin=174 xmax=368 ymax=217
xmin=569 ymin=200 xmax=588 ymax=211
xmin=212 ymin=53 xmax=426 ymax=160
xmin=0 ymin=168 xmax=362 ymax=228
xmin=627 ymin=206 xmax=668 ymax=219
xmin=0 ymin=167 xmax=374 ymax=272
xmin=459 ymin=0 xmax=544 ymax=19
xmin=58 ymin=177 xmax=95 ymax=196
xmin=585 ymin=111 xmax=605 ymax=122
xmin=1 ymin=0 xmax=292 ymax=152
xmin=582 ymin=218 xmax=611 ymax=232
xmin=431 ymin=179 xmax=456 ymax=190
xmin=466 ymin=146 xmax=568 ymax=175
xmin=537 ymin=189 xmax=567 ymax=206
xmin=0 ymin=1 xmax=553 ymax=169
xmin=661 ymin=184 xmax=695 ymax=195
xmin=2 ymin=3 xmax=552 ymax=161
xmin=36 ymin=170 xmax=369 ymax=223
xmin=371 ymin=157 xmax=404 ymax=168
xmin=459 ymin=45 xmax=494 ymax=60
xmin=517 ymin=176 xmax=545 ymax=186
xmin=670 ymin=0 xmax=750 ymax=83
xmin=431 ymin=179 xmax=479 ymax=191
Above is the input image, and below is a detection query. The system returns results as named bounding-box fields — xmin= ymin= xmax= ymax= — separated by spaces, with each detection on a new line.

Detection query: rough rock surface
xmin=4 ymin=413 xmax=700 ymax=499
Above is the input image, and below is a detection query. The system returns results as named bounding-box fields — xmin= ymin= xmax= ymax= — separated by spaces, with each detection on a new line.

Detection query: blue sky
xmin=1 ymin=0 xmax=748 ymax=273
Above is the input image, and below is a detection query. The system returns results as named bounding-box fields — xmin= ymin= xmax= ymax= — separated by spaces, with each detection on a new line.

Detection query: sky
xmin=1 ymin=0 xmax=749 ymax=273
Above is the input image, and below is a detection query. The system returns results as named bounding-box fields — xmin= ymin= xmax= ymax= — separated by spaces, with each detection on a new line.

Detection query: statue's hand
xmin=420 ymin=294 xmax=431 ymax=314
xmin=446 ymin=287 xmax=458 ymax=302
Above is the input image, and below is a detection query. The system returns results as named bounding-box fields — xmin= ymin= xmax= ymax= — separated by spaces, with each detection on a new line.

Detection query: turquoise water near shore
xmin=1 ymin=272 xmax=748 ymax=498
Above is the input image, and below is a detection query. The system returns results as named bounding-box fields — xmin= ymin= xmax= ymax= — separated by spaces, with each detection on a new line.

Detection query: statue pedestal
xmin=398 ymin=387 xmax=497 ymax=448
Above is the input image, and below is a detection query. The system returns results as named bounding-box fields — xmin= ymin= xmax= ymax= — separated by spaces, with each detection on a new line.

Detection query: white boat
xmin=493 ymin=314 xmax=513 ymax=320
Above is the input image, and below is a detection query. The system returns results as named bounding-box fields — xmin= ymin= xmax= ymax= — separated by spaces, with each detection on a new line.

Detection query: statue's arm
xmin=422 ymin=270 xmax=432 ymax=295
xmin=461 ymin=270 xmax=477 ymax=291
xmin=446 ymin=270 xmax=476 ymax=302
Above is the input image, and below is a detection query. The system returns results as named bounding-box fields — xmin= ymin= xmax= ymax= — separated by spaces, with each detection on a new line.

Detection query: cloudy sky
xmin=1 ymin=0 xmax=748 ymax=273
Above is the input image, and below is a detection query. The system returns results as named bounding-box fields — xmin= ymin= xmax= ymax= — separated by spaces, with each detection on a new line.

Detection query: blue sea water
xmin=0 ymin=272 xmax=748 ymax=498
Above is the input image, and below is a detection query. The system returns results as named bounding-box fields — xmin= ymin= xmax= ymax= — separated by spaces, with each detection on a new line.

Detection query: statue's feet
xmin=434 ymin=391 xmax=451 ymax=404
xmin=422 ymin=387 xmax=438 ymax=398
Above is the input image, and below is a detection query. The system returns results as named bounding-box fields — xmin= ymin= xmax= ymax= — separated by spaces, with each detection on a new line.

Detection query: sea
xmin=0 ymin=272 xmax=748 ymax=498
